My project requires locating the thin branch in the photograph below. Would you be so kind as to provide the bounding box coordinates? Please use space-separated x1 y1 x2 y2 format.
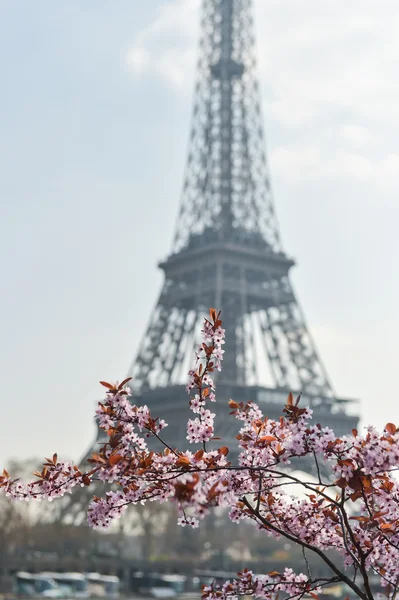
302 546 312 580
312 450 323 485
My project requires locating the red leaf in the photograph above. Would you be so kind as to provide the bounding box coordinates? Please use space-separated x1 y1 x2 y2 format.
259 436 277 444
109 454 123 466
352 429 358 437
385 423 397 434
91 453 107 464
99 381 114 390
287 392 294 406
175 455 191 468
118 377 132 390
219 446 229 456
194 449 204 461
373 510 388 519
325 509 339 523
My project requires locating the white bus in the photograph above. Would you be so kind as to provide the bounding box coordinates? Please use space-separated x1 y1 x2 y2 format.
39 573 88 599
86 573 120 599
14 572 64 598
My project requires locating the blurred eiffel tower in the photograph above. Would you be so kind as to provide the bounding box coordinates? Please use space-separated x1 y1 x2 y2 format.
64 0 359 523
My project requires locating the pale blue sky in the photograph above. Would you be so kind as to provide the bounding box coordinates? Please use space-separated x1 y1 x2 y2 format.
1 0 399 467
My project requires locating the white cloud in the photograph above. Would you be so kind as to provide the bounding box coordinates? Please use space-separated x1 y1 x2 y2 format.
340 125 373 147
271 144 399 189
254 1 399 129
125 0 200 89
127 45 151 75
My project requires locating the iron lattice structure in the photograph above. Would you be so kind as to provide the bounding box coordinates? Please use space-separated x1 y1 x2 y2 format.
131 0 332 397
77 0 359 511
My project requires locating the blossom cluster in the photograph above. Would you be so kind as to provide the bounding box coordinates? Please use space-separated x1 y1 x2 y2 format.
186 310 224 444
0 455 85 502
203 568 321 600
2 308 399 600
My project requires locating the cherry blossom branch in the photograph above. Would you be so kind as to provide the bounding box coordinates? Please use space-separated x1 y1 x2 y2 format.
3 309 399 599
240 496 368 600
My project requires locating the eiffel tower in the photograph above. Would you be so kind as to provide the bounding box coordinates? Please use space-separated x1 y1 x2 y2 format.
118 0 359 445
64 0 359 522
